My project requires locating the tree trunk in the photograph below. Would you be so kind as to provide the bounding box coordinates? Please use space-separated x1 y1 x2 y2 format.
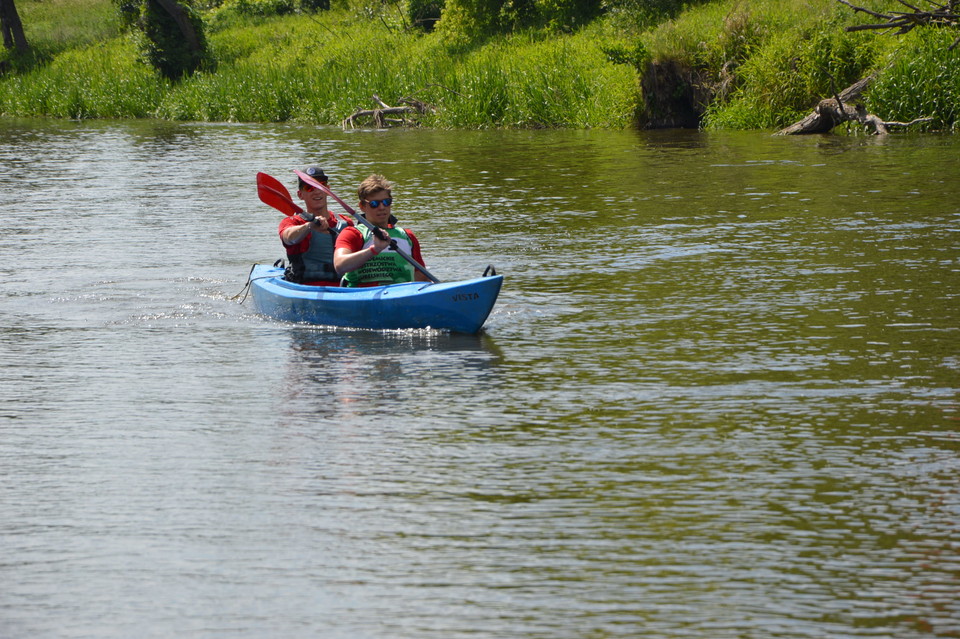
0 0 29 53
151 0 203 56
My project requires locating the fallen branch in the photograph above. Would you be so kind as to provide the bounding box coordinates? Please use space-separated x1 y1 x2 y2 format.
836 0 960 48
777 93 932 135
342 93 436 129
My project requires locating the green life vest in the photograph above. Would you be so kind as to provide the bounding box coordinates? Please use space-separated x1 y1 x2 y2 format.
342 226 416 287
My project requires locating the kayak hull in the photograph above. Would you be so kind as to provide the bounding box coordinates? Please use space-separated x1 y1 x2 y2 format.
248 265 503 333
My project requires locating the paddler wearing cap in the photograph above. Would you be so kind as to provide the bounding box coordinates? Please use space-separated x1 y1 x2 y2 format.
278 166 353 286
333 174 430 287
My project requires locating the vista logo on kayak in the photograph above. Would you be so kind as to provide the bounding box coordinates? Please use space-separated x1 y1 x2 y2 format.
452 293 480 302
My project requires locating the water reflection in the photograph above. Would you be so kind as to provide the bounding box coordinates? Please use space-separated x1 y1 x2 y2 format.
276 327 505 425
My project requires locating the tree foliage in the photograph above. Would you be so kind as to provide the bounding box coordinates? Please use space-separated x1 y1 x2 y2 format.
118 0 210 79
435 0 600 42
431 0 711 42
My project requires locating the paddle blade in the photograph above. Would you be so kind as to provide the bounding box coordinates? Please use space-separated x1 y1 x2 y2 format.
257 172 302 216
257 172 293 200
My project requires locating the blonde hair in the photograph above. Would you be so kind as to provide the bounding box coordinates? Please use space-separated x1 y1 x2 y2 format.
357 174 393 201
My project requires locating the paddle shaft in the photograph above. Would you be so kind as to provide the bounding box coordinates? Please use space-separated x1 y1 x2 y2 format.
293 170 440 284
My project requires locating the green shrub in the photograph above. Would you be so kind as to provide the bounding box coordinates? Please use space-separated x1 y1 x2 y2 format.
136 0 211 80
435 0 602 44
435 0 502 44
603 0 709 29
534 0 602 31
703 16 882 130
222 0 298 16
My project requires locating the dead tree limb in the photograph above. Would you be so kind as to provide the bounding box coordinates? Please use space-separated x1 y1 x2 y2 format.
342 93 436 129
776 98 864 135
776 97 932 134
785 0 958 134
775 74 876 134
777 79 933 135
836 0 960 48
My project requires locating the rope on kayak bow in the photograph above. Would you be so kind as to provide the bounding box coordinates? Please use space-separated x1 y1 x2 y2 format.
233 260 281 302
231 264 258 302
234 260 291 303
483 264 498 277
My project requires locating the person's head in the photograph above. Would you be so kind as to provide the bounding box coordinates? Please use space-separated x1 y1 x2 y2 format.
357 174 394 228
297 166 329 214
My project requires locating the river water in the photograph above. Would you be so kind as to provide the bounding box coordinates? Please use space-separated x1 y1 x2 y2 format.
1 118 958 638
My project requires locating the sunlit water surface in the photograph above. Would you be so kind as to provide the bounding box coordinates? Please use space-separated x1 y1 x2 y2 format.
1 119 958 638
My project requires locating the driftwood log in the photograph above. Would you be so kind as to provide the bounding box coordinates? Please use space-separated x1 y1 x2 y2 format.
342 94 436 129
776 74 933 135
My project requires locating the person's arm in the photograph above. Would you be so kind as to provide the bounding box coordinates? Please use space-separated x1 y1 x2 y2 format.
334 228 392 274
280 215 329 246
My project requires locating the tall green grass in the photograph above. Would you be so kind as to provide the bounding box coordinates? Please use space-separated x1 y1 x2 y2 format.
0 39 167 118
0 8 635 126
2 0 120 70
702 13 886 130
155 15 638 127
639 0 824 71
866 29 960 131
430 34 639 127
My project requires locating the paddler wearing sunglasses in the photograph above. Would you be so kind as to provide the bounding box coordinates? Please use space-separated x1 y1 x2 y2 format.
278 166 353 286
334 174 429 287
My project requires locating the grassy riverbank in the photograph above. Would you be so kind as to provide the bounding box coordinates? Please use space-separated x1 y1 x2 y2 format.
1 0 957 130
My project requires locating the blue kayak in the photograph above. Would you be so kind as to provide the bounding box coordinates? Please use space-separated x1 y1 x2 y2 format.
248 264 503 333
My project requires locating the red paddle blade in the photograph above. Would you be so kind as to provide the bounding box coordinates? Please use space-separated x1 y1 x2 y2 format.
257 172 293 200
256 172 302 216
